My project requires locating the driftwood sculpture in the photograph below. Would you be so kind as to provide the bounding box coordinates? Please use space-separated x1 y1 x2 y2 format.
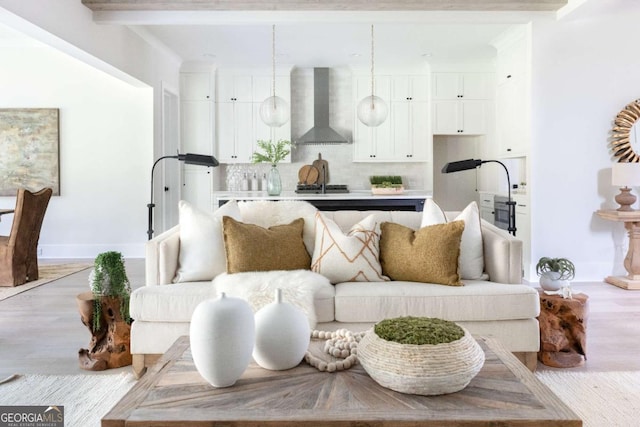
538 290 588 368
76 291 132 370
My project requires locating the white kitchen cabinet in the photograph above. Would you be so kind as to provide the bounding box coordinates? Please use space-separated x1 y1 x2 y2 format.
392 100 431 161
216 70 291 164
217 102 254 163
478 192 495 224
353 74 430 162
217 74 253 102
494 26 530 159
182 166 213 212
432 73 492 100
180 70 216 208
391 75 429 102
353 75 394 162
432 100 487 135
181 101 213 155
180 72 213 101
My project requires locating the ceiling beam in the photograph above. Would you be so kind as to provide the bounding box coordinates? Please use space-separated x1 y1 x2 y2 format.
81 0 569 12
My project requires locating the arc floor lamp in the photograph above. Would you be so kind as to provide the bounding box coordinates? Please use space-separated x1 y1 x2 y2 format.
147 153 219 240
441 159 516 236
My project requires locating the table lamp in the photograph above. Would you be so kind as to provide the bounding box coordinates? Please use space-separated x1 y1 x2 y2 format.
612 162 640 211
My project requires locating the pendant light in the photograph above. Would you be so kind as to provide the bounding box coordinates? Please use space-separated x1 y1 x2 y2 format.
357 24 388 127
260 24 290 128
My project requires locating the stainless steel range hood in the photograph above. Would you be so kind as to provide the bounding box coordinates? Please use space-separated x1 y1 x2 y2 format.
296 68 350 145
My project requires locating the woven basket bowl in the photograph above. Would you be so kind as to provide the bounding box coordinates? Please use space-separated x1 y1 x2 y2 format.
358 327 485 395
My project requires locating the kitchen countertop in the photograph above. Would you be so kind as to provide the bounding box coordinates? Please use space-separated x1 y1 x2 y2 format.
214 190 433 201
213 190 433 212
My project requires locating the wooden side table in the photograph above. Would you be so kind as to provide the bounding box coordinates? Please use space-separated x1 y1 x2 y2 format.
538 289 588 368
596 209 640 289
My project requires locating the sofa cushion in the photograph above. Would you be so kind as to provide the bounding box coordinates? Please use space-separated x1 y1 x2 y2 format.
311 212 389 284
238 200 318 255
421 199 485 280
333 281 540 323
380 221 464 286
174 200 241 283
129 279 336 324
130 281 215 322
223 216 311 273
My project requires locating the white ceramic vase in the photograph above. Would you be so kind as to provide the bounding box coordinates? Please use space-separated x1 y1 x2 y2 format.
190 292 255 387
539 271 568 291
253 288 310 370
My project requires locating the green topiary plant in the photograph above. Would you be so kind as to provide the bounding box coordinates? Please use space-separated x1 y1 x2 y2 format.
89 251 132 332
369 175 403 188
535 257 575 281
374 317 464 345
252 139 291 166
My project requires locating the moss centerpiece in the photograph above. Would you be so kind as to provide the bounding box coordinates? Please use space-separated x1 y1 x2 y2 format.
370 175 404 195
358 317 485 395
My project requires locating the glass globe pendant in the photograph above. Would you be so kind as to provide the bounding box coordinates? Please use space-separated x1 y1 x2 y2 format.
357 24 388 127
261 24 290 128
357 95 388 127
260 95 289 127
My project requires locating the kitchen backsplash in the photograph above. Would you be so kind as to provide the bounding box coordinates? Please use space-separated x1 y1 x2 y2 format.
220 67 429 191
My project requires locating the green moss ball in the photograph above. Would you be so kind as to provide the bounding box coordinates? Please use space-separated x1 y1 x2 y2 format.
374 317 464 345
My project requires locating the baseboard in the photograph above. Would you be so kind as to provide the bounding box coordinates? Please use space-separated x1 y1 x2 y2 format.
38 244 145 259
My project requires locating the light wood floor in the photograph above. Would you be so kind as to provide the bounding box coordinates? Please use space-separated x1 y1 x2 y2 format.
0 259 638 378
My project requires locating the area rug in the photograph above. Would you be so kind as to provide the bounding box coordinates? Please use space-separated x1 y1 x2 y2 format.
0 372 135 426
536 370 640 427
0 263 92 301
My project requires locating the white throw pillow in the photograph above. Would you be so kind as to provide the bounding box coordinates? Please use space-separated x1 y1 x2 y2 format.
174 200 241 282
420 199 484 280
238 200 318 255
311 212 389 284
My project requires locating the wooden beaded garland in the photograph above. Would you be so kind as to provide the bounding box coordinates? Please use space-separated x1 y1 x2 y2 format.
304 329 366 373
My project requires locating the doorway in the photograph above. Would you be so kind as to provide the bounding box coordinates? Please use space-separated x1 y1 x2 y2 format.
160 83 180 234
433 136 479 211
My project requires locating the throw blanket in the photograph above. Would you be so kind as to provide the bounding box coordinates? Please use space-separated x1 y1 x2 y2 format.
212 270 330 328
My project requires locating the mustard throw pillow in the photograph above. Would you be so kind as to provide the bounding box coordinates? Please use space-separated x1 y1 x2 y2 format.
222 216 311 273
379 220 464 286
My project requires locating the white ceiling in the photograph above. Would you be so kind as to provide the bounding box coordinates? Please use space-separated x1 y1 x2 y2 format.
138 22 513 68
82 0 574 69
0 2 582 71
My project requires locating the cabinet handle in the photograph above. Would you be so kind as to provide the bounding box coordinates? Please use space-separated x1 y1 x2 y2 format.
507 75 512 79
507 148 512 152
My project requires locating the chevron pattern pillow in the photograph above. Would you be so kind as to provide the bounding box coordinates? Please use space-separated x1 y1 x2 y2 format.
311 212 389 284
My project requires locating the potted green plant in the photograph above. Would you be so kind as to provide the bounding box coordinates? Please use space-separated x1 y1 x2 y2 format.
536 257 575 291
252 139 291 196
89 251 132 332
370 176 404 195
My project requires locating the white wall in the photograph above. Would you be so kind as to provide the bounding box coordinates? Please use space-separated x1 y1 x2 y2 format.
0 45 153 258
531 0 640 280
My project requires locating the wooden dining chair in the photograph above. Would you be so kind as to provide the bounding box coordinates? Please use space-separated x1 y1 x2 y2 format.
0 188 53 287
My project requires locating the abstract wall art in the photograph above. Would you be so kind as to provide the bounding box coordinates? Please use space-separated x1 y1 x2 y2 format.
0 108 60 196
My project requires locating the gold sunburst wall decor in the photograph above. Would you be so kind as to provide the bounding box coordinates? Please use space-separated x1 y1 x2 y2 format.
611 100 640 163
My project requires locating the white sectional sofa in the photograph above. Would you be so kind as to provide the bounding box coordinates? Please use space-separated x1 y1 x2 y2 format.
130 201 540 377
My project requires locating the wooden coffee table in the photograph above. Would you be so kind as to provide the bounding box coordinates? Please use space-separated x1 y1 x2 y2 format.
103 336 581 426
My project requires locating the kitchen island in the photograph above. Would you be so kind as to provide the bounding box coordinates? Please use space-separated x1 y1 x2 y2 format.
213 190 432 211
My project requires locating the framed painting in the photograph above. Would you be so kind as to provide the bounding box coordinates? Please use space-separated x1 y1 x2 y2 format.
0 108 60 196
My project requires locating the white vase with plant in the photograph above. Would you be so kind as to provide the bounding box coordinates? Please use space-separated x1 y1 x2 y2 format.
252 139 291 196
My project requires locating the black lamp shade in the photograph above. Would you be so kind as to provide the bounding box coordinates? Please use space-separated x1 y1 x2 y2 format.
441 159 483 173
180 153 219 167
